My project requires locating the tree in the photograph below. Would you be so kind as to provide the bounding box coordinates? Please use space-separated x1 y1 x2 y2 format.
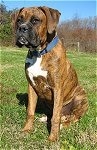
57 16 96 52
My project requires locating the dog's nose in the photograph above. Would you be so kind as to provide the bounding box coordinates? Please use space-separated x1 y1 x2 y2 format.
19 24 28 33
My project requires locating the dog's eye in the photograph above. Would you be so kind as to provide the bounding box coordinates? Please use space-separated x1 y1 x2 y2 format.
17 16 24 24
31 18 40 25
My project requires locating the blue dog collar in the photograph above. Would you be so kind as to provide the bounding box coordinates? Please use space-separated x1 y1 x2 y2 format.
29 36 59 57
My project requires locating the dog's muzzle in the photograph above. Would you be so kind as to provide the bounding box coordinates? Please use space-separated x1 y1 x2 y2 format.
16 24 29 47
16 23 41 48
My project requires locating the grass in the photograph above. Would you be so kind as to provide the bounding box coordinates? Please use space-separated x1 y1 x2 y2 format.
0 46 97 150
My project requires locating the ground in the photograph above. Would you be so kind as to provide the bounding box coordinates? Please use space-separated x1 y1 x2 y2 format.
0 47 97 150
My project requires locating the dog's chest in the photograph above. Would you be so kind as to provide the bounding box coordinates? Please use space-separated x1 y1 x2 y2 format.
26 56 53 100
26 56 47 85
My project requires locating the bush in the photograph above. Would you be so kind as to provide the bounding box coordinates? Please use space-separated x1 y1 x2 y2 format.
0 3 13 46
0 23 13 46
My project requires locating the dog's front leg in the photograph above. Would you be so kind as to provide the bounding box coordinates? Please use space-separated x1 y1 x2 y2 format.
22 83 38 132
48 88 63 141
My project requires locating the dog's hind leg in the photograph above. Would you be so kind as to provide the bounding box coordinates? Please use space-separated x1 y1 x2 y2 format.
61 86 88 127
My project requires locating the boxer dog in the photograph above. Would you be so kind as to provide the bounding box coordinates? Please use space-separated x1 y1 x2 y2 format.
11 6 88 141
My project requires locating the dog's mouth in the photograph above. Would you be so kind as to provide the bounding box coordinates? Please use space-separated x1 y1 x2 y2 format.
18 36 28 45
16 35 41 49
16 36 32 48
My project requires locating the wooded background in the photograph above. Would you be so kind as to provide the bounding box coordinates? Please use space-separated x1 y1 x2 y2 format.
0 3 96 52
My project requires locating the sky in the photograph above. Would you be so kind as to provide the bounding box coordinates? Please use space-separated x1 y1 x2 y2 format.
2 0 96 23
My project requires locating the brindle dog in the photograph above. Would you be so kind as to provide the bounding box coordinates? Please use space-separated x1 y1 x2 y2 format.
11 6 88 141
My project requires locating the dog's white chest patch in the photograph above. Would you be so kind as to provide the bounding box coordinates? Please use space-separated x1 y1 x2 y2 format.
26 56 47 85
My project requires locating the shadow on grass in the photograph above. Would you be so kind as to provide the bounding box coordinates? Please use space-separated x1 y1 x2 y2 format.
16 93 53 133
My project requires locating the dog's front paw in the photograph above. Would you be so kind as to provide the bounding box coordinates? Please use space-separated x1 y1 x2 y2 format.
22 124 33 132
22 115 34 132
48 133 58 142
22 126 32 132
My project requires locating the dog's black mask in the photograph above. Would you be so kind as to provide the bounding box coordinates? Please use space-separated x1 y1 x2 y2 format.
16 23 41 48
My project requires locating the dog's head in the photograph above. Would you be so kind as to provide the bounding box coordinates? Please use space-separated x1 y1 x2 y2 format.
11 6 61 49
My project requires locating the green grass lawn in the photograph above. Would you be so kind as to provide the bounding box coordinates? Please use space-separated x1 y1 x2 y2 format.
0 47 97 150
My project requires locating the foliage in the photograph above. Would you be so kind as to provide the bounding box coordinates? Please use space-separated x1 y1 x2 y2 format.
0 3 13 46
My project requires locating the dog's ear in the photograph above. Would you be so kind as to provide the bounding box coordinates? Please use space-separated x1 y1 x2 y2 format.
11 7 24 31
39 6 61 34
